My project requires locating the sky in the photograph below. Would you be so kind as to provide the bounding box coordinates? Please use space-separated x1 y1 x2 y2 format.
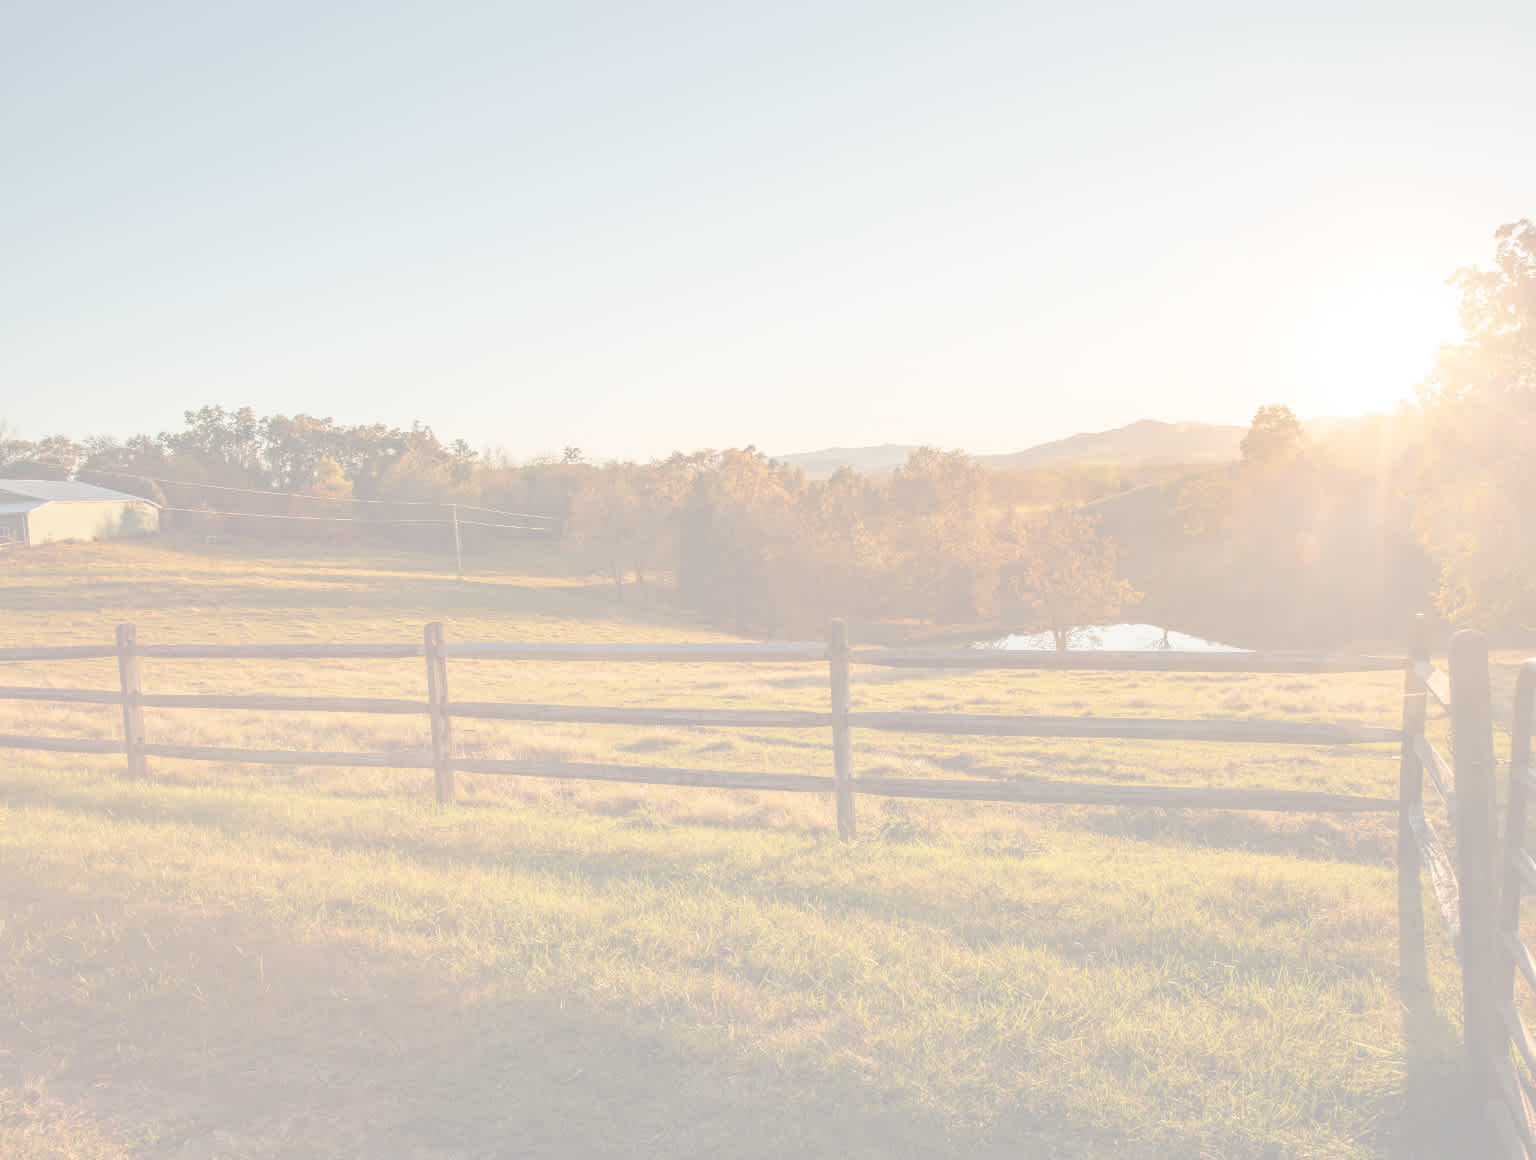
3 1 1533 462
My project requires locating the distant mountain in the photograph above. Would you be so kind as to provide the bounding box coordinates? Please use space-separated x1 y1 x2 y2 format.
977 419 1246 470
779 415 1386 478
776 444 921 478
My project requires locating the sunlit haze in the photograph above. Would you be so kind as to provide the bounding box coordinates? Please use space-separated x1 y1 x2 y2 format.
1268 270 1464 417
3 2 1530 460
4 6 1535 1153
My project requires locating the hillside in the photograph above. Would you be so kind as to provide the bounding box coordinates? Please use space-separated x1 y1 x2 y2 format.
979 418 1245 469
780 415 1384 478
1082 414 1436 650
775 443 921 478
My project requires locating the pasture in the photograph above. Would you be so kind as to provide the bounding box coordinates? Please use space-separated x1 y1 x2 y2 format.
0 539 1474 1157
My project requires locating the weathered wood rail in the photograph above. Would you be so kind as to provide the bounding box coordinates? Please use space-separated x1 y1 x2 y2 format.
0 620 1409 842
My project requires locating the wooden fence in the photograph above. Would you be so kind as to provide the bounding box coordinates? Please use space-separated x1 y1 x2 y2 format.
2 616 1534 1141
1395 622 1536 1156
0 620 1411 843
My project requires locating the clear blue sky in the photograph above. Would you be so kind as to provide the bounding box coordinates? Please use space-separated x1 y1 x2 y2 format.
4 1 1532 461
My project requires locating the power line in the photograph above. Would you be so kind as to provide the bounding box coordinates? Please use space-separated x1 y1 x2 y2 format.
83 468 434 505
80 468 560 524
160 506 438 525
158 506 554 533
455 518 558 532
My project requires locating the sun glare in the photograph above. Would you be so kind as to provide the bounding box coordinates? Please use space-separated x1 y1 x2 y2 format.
1292 275 1461 415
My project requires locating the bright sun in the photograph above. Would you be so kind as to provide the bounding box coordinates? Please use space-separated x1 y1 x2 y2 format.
1292 275 1462 415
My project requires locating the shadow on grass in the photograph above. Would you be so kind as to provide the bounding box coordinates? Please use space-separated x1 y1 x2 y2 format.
3 880 1108 1160
2 772 1470 1157
1391 822 1477 1158
6 776 1432 1006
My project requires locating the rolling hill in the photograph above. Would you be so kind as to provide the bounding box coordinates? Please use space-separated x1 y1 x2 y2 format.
779 415 1383 478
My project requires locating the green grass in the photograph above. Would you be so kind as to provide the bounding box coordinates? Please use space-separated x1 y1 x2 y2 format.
0 538 1483 1156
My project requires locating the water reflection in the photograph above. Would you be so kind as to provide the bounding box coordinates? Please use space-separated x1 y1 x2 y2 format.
978 623 1244 652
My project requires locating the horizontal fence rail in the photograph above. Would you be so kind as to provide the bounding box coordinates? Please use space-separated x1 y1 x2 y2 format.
846 711 1398 744
140 743 432 768
446 641 827 663
1415 660 1454 713
0 645 123 662
0 732 125 755
136 643 427 660
0 623 1410 829
1414 734 1459 825
0 641 1406 671
446 703 833 729
825 776 1396 813
449 757 835 794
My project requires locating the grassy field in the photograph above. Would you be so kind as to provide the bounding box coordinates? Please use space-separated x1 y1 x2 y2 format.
0 537 1498 1157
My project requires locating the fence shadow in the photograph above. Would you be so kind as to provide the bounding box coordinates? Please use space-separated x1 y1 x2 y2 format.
1394 824 1471 1155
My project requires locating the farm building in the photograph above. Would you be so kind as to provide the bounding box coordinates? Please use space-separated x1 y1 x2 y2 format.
0 480 159 546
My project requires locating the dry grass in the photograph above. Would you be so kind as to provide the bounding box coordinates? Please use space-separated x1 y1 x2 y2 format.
0 537 1496 1157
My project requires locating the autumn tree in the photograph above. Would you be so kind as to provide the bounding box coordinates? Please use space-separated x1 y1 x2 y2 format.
0 433 83 480
1000 506 1139 649
629 453 704 592
161 405 266 484
800 466 890 620
676 449 808 633
1240 404 1304 464
885 446 1001 622
566 462 643 598
1415 220 1536 630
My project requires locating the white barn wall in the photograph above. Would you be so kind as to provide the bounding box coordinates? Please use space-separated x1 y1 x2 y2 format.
26 500 160 545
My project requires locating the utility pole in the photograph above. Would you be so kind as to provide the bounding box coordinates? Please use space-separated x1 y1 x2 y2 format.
452 504 463 579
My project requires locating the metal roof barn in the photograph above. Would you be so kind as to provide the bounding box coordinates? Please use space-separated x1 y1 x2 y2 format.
0 480 160 547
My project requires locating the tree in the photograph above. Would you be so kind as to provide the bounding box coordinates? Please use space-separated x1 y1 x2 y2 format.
566 462 642 599
1000 506 1140 649
0 433 82 480
800 467 890 620
676 449 806 634
885 447 1001 622
261 414 348 492
1240 404 1303 464
1415 220 1536 630
1433 220 1535 401
161 405 265 484
77 436 168 503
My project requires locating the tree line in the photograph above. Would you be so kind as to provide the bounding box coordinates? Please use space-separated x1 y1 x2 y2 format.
3 218 1531 645
566 446 1136 639
0 408 1139 641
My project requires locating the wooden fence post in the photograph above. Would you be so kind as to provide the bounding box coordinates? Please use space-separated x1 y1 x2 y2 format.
1450 628 1497 1122
115 624 147 778
424 621 455 804
828 618 856 840
1400 612 1429 840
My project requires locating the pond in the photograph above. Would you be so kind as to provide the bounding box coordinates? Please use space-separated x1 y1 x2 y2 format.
977 622 1244 652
